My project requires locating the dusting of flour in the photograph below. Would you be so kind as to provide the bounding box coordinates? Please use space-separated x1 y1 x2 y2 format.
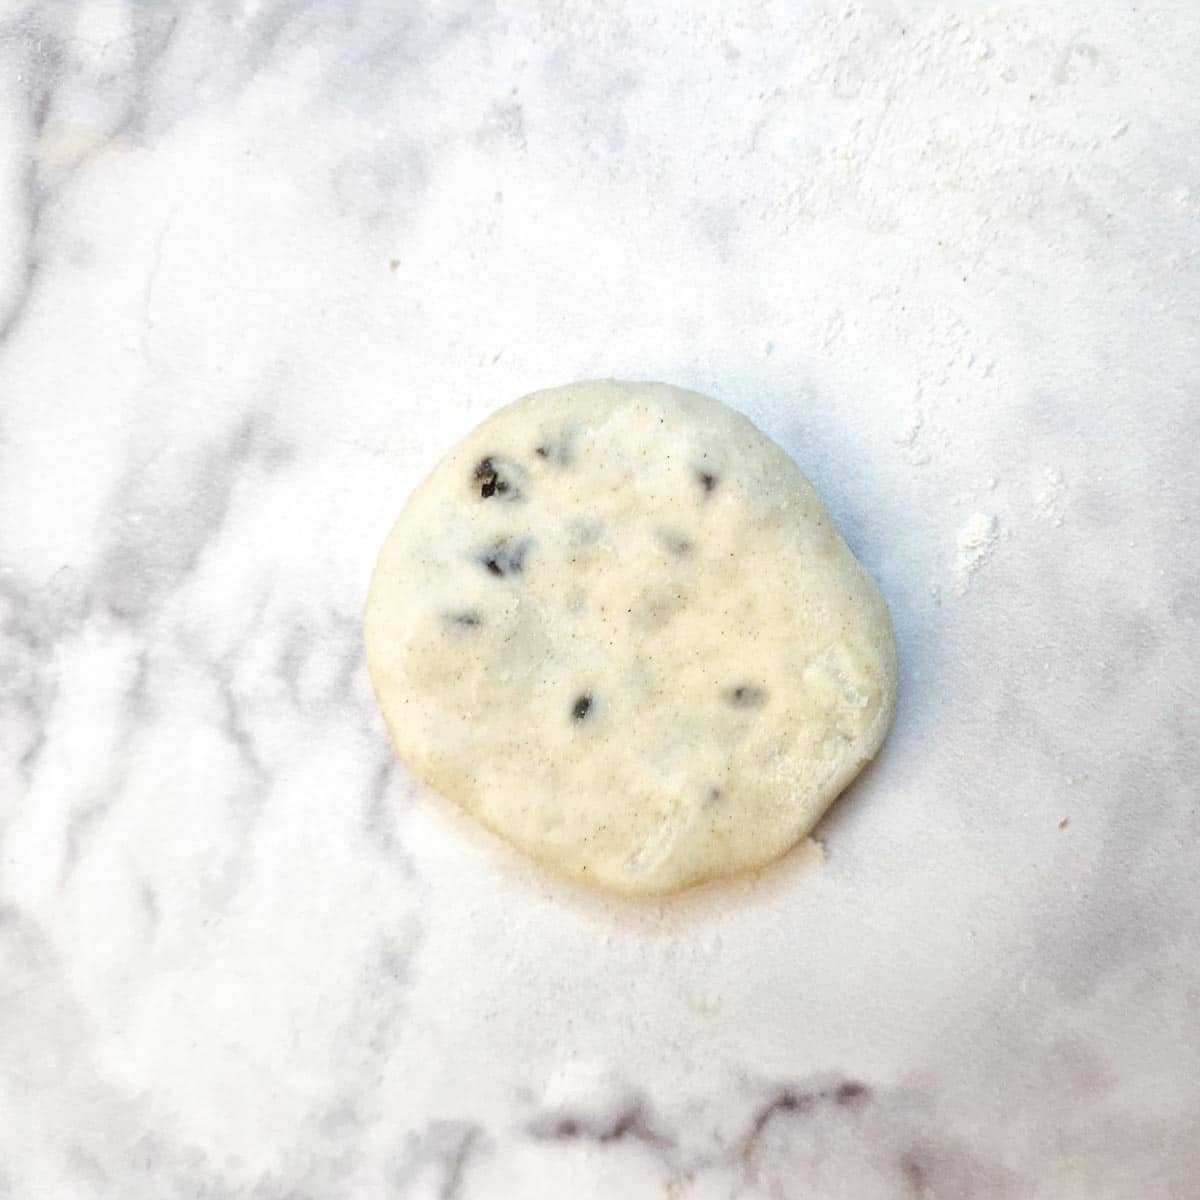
953 512 999 594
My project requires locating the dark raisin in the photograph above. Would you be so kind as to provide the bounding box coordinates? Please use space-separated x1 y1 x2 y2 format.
474 456 518 500
534 430 575 465
697 470 718 493
477 538 531 578
572 694 592 721
727 685 766 708
475 457 498 497
444 610 482 627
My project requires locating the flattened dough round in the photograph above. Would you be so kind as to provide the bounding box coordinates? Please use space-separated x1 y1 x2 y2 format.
365 381 897 895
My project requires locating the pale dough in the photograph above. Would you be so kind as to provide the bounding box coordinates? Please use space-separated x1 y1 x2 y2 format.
365 381 897 895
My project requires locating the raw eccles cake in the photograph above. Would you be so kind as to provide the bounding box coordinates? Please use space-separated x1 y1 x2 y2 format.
365 380 898 895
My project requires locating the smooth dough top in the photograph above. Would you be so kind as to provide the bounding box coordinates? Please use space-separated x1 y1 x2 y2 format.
365 381 897 895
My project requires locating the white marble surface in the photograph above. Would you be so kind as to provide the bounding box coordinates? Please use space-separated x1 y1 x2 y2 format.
1 3 1198 1197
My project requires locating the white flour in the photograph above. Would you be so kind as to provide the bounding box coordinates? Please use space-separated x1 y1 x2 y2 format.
953 511 999 593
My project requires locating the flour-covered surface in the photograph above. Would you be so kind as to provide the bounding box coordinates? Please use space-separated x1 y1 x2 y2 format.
1 3 1197 1197
365 381 897 895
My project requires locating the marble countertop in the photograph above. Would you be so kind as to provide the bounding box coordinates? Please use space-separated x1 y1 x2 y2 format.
2 3 1197 1197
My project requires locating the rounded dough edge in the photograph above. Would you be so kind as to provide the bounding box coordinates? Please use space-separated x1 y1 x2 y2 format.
364 379 898 896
